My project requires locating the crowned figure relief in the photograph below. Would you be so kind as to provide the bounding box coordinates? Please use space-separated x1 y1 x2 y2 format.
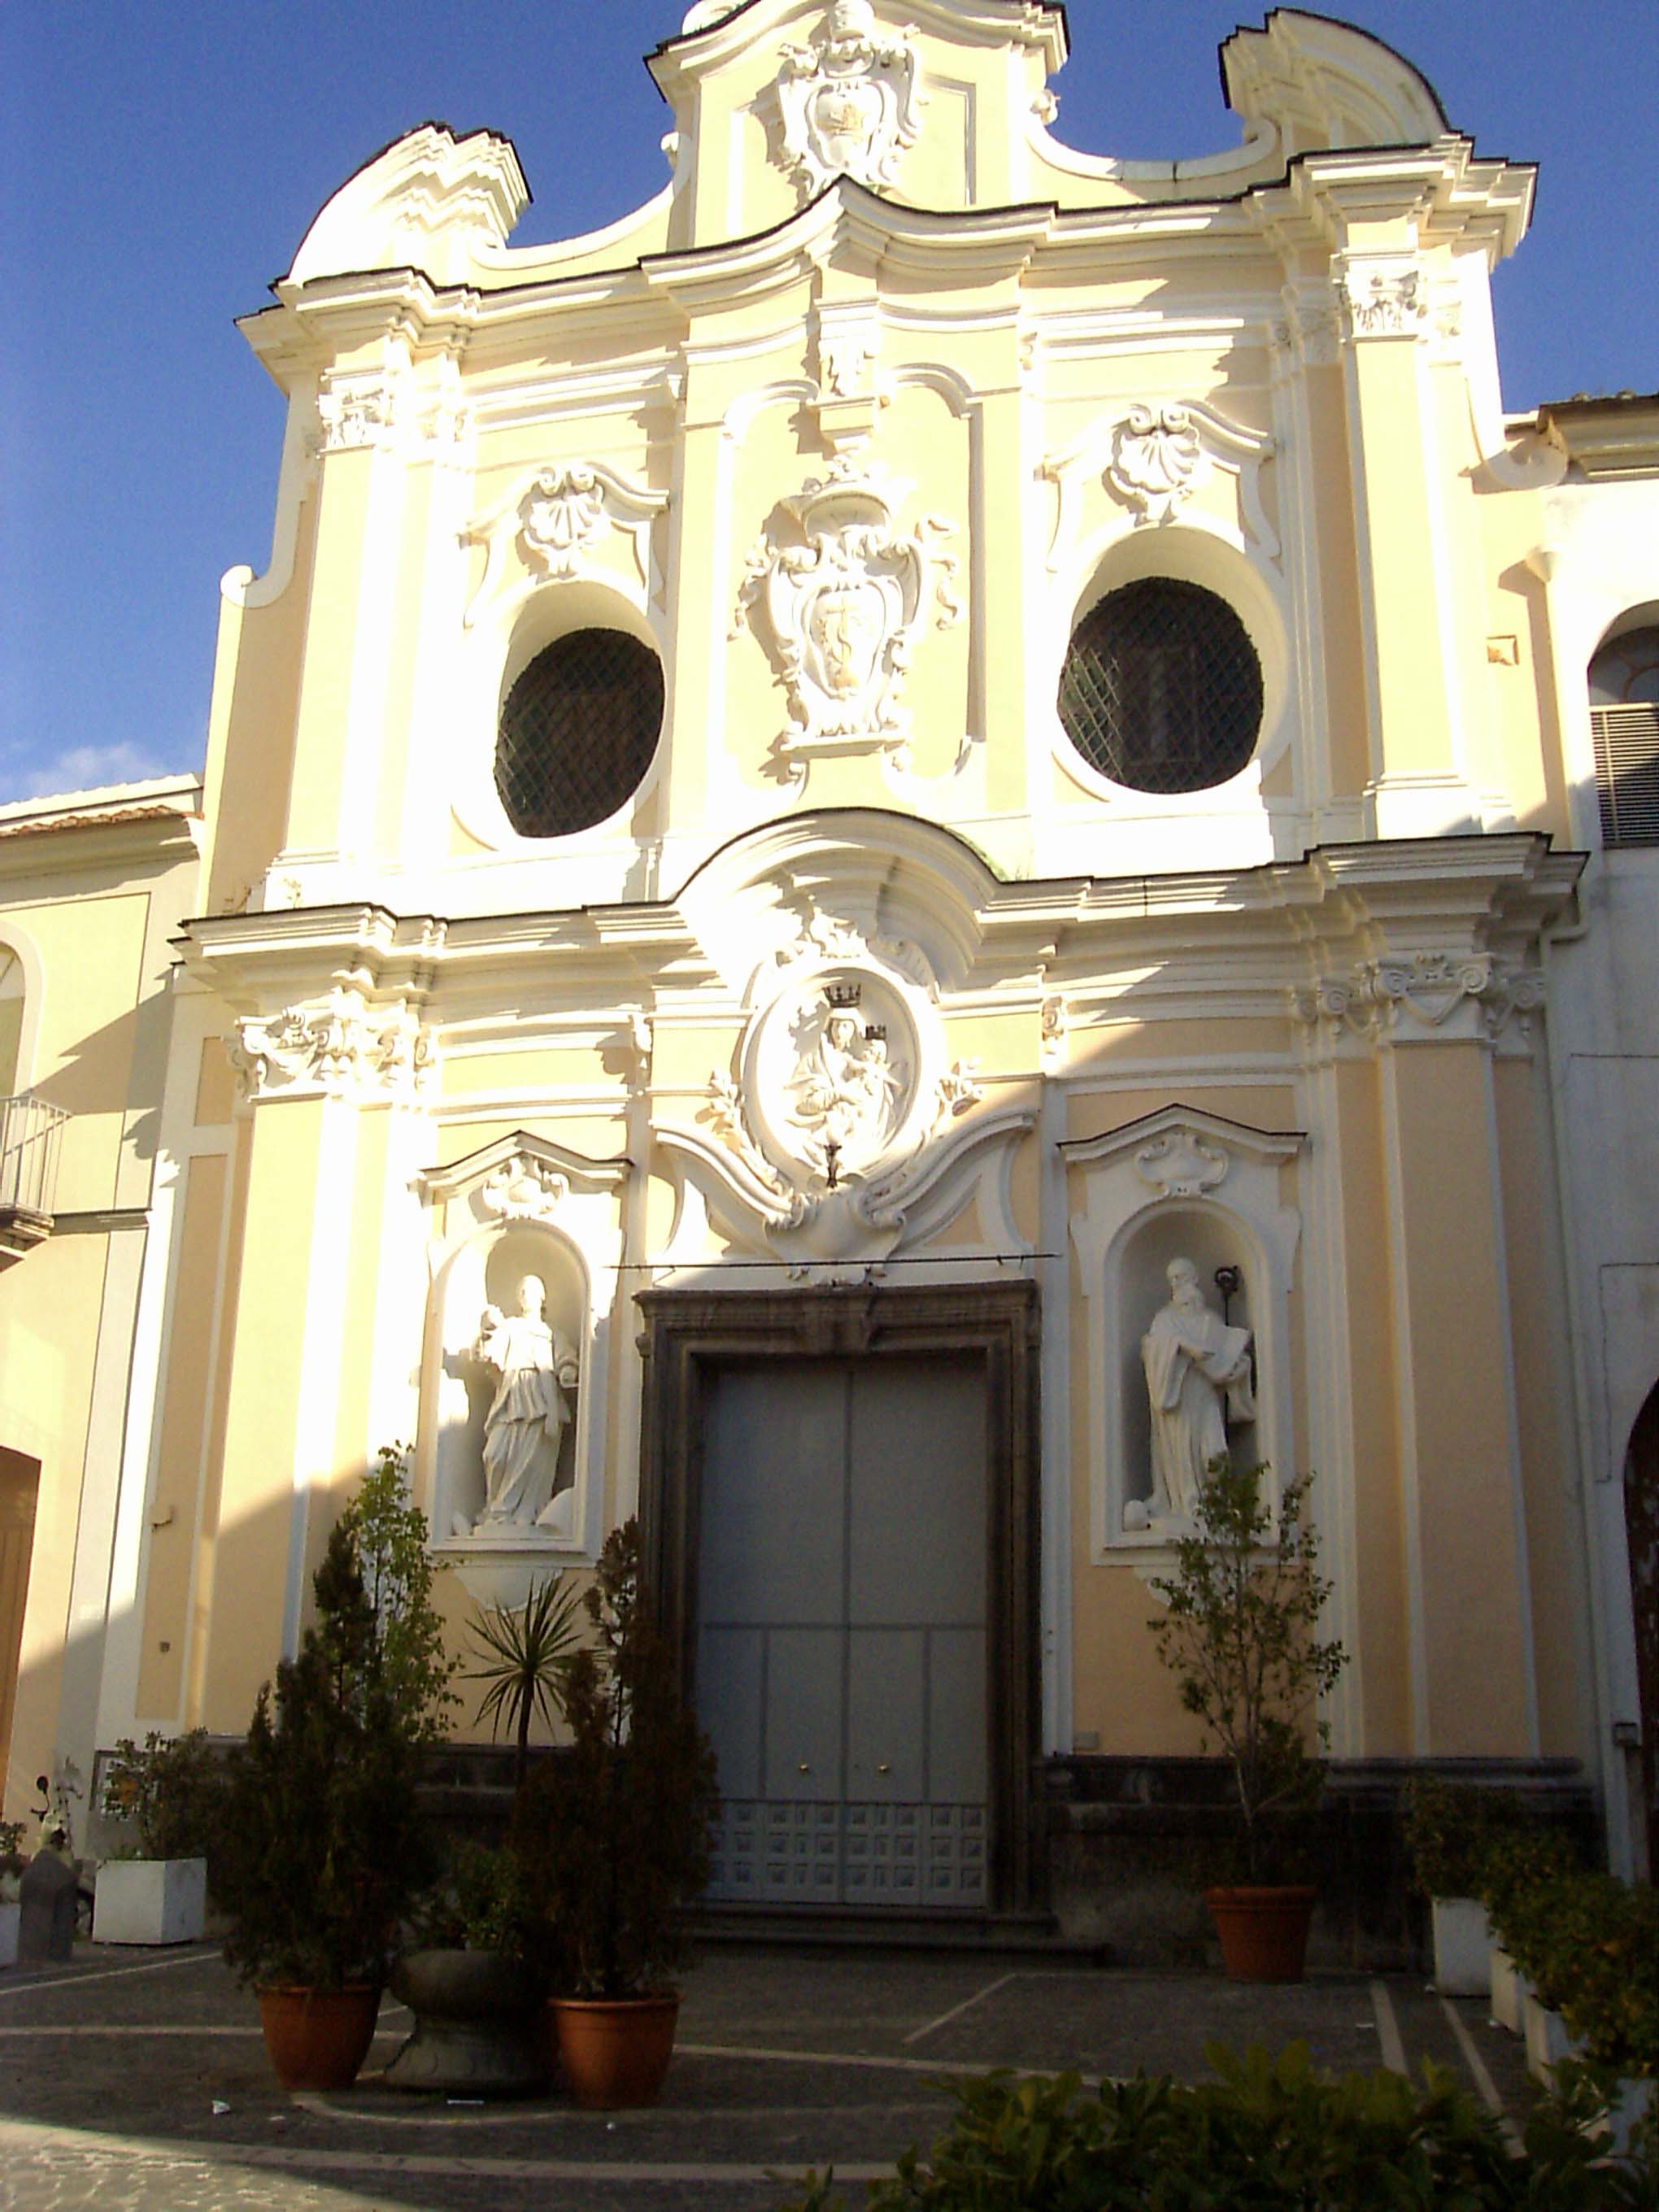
786 981 907 1177
775 2 922 194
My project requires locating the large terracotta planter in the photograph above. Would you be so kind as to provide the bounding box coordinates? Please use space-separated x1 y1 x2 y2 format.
550 1992 680 2109
257 1983 383 2089
1204 1886 1317 1983
385 1949 546 2097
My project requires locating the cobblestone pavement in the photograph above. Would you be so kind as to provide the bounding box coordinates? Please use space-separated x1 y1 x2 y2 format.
0 1943 1540 2211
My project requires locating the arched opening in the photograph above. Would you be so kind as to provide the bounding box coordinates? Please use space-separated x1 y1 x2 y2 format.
1624 1382 1659 1879
1589 617 1659 848
0 1447 40 1794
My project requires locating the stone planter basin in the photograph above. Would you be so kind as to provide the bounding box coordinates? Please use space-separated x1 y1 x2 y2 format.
0 1899 19 1969
385 1948 546 2097
1429 1896 1491 1996
92 1857 207 1946
1522 1989 1583 2086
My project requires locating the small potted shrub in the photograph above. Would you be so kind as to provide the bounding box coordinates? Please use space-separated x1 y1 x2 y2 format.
1149 1461 1347 1982
1402 1775 1531 1996
94 1730 220 1946
516 1518 718 2108
0 1819 25 1967
214 1451 453 2090
387 1840 546 2097
1480 1824 1576 2034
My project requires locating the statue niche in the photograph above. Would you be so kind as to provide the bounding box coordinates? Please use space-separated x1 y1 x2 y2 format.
438 1227 584 1545
1117 1219 1258 1535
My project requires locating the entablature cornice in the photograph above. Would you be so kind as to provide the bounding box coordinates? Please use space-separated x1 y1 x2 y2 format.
1250 138 1535 266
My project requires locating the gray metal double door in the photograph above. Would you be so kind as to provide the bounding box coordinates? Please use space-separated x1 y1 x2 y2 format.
697 1356 989 1909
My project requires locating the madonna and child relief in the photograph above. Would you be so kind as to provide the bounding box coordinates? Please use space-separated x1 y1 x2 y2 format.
1137 1256 1256 1527
786 982 905 1178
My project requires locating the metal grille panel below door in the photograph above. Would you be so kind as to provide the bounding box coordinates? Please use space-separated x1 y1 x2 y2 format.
696 1357 990 1909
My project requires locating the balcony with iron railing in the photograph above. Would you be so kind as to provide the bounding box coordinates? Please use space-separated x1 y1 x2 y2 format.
0 1093 70 1266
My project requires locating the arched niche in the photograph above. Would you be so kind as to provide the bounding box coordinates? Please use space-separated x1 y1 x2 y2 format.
1065 1106 1304 1560
414 1131 631 1604
429 1218 590 1543
1114 1203 1261 1526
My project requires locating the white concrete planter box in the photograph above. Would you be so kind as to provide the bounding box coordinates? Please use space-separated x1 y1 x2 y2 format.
1430 1897 1491 1996
1522 1990 1583 2084
0 1901 19 1968
1488 1945 1526 2034
1594 2077 1656 2158
92 1857 206 1946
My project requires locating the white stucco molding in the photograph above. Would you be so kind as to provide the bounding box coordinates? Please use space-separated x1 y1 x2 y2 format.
228 991 436 1106
416 1130 633 1588
1042 398 1278 570
1065 1104 1304 1563
286 124 528 290
463 464 670 629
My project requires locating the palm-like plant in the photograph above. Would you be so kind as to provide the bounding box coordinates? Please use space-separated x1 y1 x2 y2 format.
464 1574 586 1792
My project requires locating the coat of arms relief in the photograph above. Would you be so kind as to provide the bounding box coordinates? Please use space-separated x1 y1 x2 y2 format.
733 457 961 777
773 2 923 196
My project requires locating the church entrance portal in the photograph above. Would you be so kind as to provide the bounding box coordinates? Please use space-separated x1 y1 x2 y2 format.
637 1282 1040 1918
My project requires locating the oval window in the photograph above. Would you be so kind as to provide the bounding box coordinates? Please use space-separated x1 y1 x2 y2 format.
1058 577 1263 795
495 628 664 837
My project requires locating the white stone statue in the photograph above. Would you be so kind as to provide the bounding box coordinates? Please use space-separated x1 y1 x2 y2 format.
466 1274 578 1535
786 990 905 1173
1140 1257 1256 1522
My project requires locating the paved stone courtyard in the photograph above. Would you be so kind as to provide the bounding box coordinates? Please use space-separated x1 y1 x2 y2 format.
0 1941 1539 2210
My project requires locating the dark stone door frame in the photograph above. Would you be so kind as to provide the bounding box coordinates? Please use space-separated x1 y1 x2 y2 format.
635 1279 1043 1915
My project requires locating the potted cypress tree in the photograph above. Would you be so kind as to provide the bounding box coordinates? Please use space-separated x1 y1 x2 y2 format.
1149 1460 1347 1982
214 1448 454 2089
515 1518 718 2109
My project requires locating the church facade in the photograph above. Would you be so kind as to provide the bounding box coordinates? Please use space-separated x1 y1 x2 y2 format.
4 2 1657 1935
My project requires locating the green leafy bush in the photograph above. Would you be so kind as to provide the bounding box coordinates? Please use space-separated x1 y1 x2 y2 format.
1479 1823 1578 1949
410 1838 534 1962
1148 1462 1347 1883
102 1730 222 1861
777 2044 1657 2210
513 1518 718 1997
464 1571 586 1792
0 1818 26 1895
1503 1871 1659 2076
1403 1774 1536 1901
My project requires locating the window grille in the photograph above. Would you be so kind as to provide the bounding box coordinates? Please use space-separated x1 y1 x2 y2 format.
1592 704 1659 847
495 629 664 838
1057 577 1263 795
1588 625 1659 847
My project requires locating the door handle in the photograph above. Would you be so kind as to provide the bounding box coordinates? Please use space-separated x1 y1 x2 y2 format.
877 1762 891 1775
798 1761 811 1774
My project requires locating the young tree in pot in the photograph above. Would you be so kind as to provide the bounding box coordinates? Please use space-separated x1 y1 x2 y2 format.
515 1517 718 2109
214 1452 454 2091
1149 1460 1347 1981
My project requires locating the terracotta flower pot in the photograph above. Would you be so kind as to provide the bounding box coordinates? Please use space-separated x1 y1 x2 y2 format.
550 1992 680 2109
257 1983 383 2089
1204 1886 1317 1982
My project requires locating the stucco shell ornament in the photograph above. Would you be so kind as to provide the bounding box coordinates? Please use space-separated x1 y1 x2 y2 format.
733 456 960 778
773 2 923 195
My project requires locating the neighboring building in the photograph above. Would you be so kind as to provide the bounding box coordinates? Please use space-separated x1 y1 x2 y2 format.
3 4 1655 1936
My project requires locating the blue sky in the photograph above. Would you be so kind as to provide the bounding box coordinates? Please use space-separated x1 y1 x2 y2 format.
3 1 1654 804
